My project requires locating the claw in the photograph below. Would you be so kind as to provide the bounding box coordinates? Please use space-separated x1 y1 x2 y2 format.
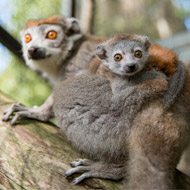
64 169 74 177
71 172 93 185
70 159 91 167
2 115 8 121
10 114 20 125
2 102 27 122
72 178 81 185
70 160 84 167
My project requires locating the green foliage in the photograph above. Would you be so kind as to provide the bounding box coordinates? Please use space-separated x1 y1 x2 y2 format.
0 57 51 107
9 0 62 38
94 0 186 40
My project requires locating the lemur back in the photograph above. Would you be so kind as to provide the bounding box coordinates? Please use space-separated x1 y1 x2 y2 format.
53 34 169 162
53 34 190 188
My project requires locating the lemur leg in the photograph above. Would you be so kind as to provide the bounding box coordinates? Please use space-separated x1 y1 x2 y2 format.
65 158 125 184
2 93 54 125
126 110 187 190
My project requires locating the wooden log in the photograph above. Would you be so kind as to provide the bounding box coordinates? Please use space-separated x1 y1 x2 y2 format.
0 91 123 190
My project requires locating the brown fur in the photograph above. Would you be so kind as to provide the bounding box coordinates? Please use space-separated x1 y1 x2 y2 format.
24 15 67 29
126 69 190 189
147 44 178 77
127 99 190 189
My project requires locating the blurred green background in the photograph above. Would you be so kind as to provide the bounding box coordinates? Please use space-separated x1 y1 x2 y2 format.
0 0 189 107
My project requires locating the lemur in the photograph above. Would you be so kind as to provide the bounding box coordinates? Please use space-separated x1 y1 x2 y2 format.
2 15 185 126
2 15 107 124
53 34 190 189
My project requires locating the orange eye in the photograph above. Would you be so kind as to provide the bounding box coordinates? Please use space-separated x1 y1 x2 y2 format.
25 33 32 43
134 50 142 58
46 30 57 39
114 53 122 62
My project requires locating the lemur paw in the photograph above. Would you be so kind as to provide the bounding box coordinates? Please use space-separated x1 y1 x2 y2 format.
2 103 27 124
65 167 97 185
70 158 91 167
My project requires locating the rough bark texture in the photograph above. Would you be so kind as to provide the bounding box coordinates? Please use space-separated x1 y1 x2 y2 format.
80 0 95 34
0 91 123 190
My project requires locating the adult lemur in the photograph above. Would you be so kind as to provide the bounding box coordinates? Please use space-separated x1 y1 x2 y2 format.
3 15 185 125
53 34 190 189
3 15 106 124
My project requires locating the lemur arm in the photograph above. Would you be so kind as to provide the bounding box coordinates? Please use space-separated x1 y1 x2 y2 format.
2 93 54 125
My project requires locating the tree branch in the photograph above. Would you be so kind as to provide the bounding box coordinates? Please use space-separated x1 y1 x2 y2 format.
80 0 95 34
0 26 24 62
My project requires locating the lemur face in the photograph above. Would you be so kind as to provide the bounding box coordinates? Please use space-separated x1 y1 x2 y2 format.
96 34 151 76
21 24 65 61
20 16 82 72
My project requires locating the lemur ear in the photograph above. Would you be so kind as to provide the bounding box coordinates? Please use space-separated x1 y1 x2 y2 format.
96 44 107 60
66 18 81 36
143 36 151 50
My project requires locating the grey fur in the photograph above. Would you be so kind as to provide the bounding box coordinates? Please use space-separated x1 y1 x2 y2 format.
53 34 190 188
53 72 190 188
164 61 186 109
96 35 151 76
53 71 164 177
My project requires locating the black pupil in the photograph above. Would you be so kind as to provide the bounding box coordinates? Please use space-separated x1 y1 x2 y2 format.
116 55 120 60
136 51 141 56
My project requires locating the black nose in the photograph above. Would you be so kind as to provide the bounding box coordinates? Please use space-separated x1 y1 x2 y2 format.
28 47 46 60
123 64 136 73
28 47 38 56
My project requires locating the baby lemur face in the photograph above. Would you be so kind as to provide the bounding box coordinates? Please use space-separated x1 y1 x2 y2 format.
96 34 151 76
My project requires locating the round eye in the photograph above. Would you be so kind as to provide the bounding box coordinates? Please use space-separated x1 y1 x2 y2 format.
46 30 57 39
114 54 122 62
134 50 142 58
25 33 32 43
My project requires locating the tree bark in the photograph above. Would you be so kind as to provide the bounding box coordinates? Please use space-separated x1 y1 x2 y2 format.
0 91 123 190
80 0 95 34
61 0 76 18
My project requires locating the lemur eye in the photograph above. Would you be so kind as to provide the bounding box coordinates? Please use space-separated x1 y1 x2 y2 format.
25 33 32 43
134 50 142 58
46 30 57 39
114 54 122 62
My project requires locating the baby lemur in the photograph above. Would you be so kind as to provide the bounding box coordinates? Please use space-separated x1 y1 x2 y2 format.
2 15 185 125
53 34 190 189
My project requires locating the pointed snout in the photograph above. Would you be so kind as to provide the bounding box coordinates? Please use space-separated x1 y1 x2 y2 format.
123 63 137 73
28 47 47 60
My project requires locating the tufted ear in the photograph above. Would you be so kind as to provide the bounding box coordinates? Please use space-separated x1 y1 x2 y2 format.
96 44 108 60
142 36 151 50
66 18 81 36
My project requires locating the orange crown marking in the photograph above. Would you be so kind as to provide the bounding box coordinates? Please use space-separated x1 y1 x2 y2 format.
24 15 66 29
